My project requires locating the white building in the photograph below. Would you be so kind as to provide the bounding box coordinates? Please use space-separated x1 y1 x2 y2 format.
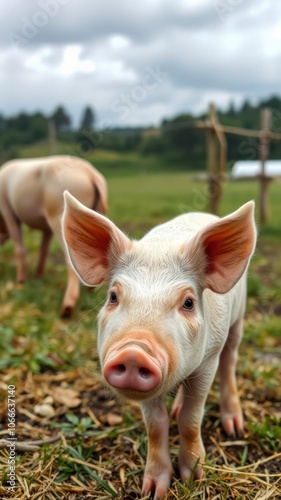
232 160 281 179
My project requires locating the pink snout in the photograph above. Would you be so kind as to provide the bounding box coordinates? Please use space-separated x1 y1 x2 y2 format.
103 346 162 392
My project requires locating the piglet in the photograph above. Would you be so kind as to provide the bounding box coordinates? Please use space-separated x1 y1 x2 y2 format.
62 193 256 499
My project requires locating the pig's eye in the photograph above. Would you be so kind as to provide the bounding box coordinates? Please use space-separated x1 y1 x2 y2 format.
183 298 194 311
109 291 118 304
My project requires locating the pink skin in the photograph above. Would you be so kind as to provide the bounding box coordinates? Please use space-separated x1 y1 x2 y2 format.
141 399 173 499
219 318 244 437
103 346 162 392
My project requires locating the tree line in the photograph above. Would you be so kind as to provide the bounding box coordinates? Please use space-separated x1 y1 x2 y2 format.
0 105 94 152
1 96 281 168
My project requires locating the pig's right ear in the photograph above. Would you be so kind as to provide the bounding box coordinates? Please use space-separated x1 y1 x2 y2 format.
61 191 132 286
186 201 256 294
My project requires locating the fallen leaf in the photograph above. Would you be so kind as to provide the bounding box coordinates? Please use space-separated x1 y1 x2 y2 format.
100 413 123 426
52 386 81 408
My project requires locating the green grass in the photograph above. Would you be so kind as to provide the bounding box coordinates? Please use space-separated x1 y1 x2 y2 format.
15 139 281 236
249 417 281 451
106 170 280 236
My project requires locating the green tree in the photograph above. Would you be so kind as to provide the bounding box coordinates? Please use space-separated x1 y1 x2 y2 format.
80 106 95 130
0 114 5 130
51 106 71 131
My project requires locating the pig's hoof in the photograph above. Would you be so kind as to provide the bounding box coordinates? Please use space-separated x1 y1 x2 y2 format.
178 438 205 485
221 400 244 437
61 306 73 318
222 413 244 437
142 471 172 500
180 461 204 484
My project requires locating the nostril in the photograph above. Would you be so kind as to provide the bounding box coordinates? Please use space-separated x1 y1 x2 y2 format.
104 347 162 393
139 367 151 378
115 364 126 375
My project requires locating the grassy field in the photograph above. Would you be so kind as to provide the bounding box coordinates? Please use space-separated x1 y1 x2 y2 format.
0 151 281 499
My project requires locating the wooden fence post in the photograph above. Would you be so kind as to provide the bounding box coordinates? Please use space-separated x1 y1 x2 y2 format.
48 119 57 155
259 108 272 224
207 103 227 214
207 103 219 214
194 105 281 222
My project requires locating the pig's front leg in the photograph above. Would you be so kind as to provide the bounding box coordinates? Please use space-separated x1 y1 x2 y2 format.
141 398 173 499
174 358 219 483
3 212 27 283
219 318 244 437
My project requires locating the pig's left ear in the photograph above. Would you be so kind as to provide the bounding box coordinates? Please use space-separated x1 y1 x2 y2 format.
61 191 132 286
186 201 257 294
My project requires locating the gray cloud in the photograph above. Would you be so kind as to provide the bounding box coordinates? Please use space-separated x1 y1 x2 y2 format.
1 0 281 126
2 0 218 47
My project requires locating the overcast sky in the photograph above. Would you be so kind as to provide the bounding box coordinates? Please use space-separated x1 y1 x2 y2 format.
1 0 281 128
